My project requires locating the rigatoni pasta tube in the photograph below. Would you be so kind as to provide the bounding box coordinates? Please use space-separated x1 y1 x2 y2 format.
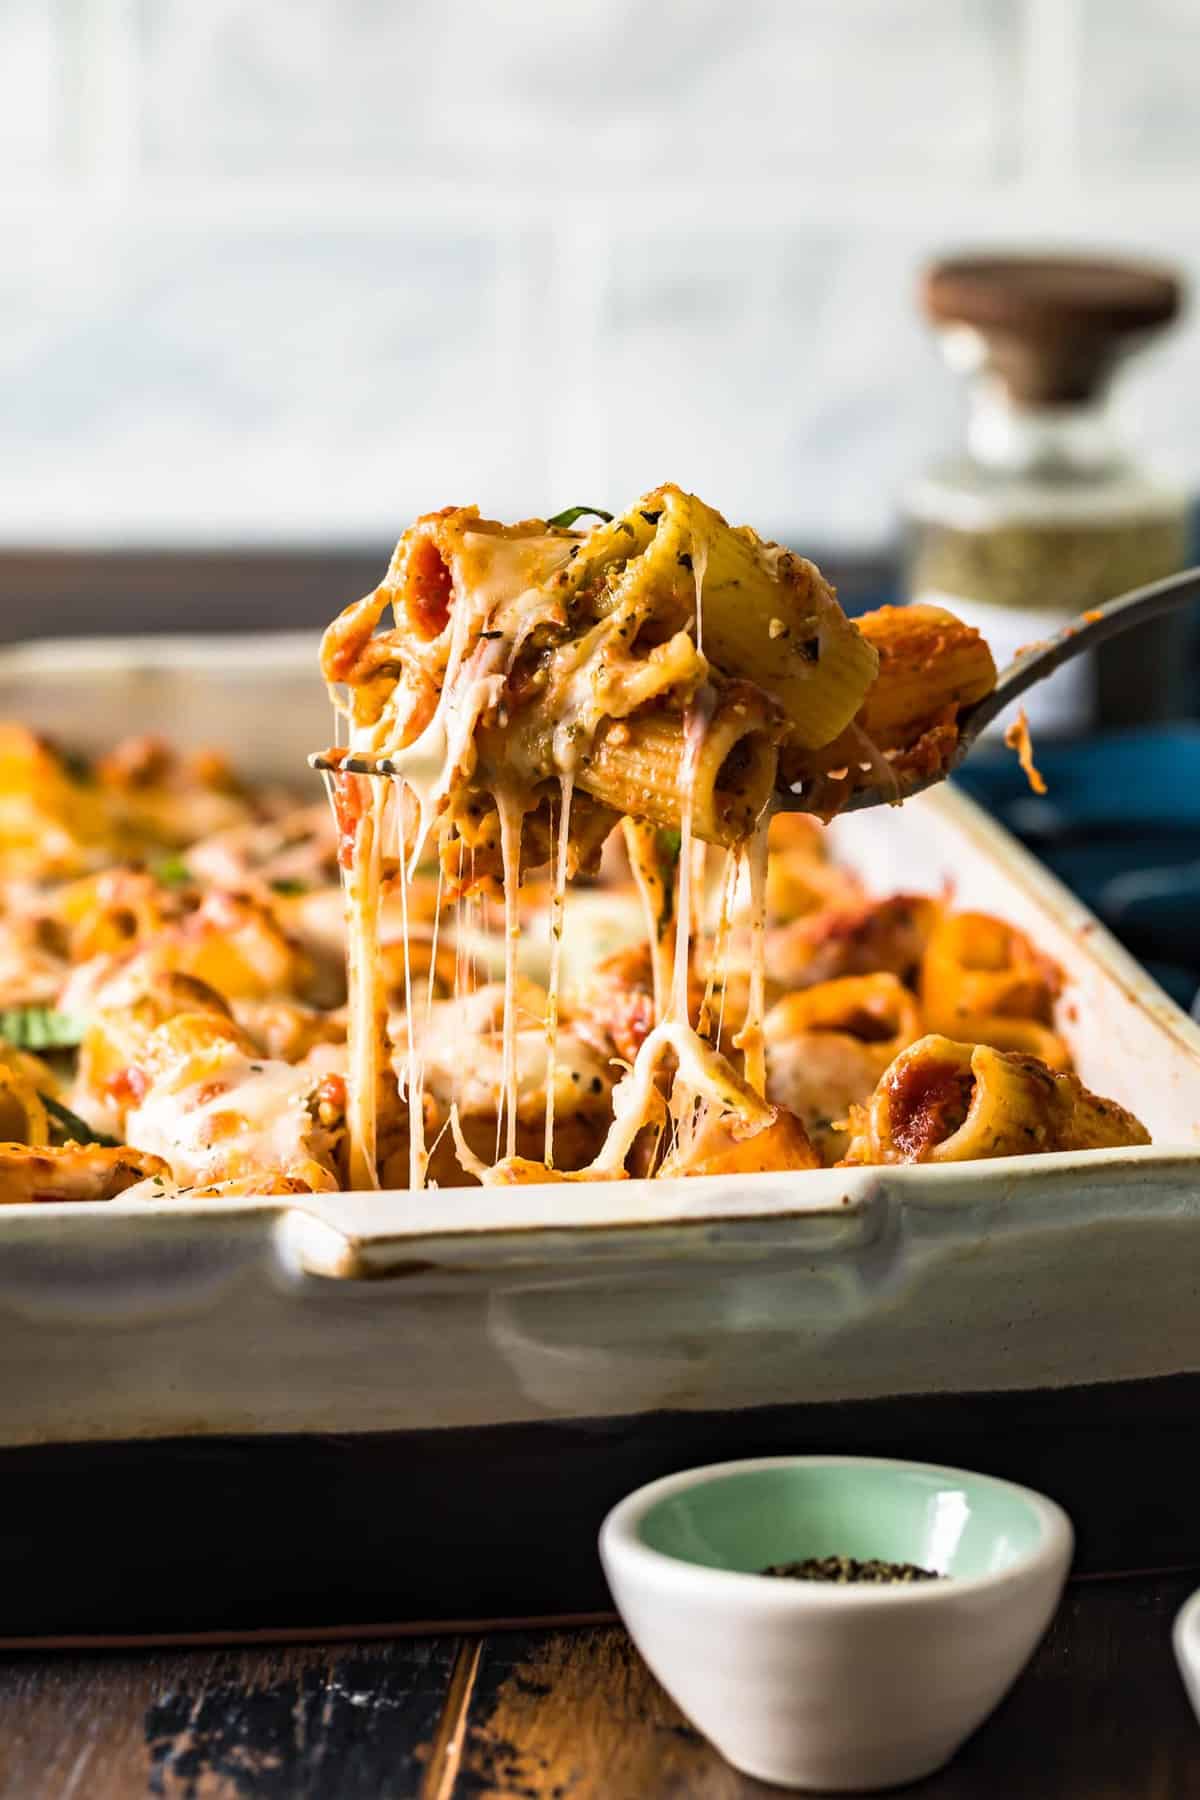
0 1144 171 1205
853 604 996 749
0 1055 51 1145
578 687 778 847
588 486 879 750
920 911 1058 1033
764 971 922 1051
764 974 923 1162
658 1104 821 1177
842 1033 1149 1165
778 604 996 811
951 1013 1072 1071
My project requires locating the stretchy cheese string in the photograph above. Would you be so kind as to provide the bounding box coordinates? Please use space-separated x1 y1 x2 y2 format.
698 846 739 1046
342 775 384 1189
733 809 771 1098
543 773 574 1167
426 860 446 1036
666 694 703 1161
691 532 710 657
623 818 672 1024
393 775 427 1190
496 787 525 1162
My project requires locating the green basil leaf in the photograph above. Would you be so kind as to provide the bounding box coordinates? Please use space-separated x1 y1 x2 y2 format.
0 1007 87 1051
41 1093 120 1148
154 854 193 887
546 506 614 529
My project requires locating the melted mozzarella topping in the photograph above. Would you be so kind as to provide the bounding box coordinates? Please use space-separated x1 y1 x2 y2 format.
127 1051 327 1189
415 986 612 1128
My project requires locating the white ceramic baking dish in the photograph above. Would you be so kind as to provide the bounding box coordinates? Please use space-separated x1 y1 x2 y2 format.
2 632 1198 1639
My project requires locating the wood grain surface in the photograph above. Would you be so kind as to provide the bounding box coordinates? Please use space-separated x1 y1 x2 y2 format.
0 1576 1196 1798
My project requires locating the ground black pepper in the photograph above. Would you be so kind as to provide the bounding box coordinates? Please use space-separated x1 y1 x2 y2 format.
760 1556 941 1584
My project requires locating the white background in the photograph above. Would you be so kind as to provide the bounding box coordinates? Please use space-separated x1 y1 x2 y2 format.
2 0 1198 552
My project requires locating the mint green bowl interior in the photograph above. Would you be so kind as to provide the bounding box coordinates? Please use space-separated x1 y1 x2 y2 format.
637 1462 1046 1580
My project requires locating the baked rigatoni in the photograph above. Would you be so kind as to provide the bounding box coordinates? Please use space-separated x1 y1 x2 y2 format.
781 604 997 817
764 973 923 1162
842 1034 1148 1165
919 911 1060 1036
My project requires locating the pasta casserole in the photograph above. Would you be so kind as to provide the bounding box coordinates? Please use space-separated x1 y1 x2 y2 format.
0 487 1150 1201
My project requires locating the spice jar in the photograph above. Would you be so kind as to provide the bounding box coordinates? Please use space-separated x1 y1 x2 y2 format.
905 254 1190 736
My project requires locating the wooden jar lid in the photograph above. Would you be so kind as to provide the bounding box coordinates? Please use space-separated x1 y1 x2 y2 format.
921 254 1183 404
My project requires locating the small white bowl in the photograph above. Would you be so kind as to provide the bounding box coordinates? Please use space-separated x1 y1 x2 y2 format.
1174 1586 1200 1724
599 1454 1073 1793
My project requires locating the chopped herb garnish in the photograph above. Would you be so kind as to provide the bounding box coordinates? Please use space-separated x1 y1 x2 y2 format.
546 506 614 529
41 1094 120 1147
640 509 662 525
0 1007 87 1051
155 854 193 886
677 552 693 571
269 878 309 896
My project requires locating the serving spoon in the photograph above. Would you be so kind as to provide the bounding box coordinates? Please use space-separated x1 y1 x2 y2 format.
311 564 1200 813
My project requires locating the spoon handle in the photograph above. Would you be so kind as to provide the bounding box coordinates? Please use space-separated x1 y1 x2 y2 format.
959 563 1200 744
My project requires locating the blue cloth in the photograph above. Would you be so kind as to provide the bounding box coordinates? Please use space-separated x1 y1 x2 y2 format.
954 728 1200 1012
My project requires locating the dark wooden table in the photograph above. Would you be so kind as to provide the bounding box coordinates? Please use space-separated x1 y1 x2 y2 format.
0 1573 1196 1798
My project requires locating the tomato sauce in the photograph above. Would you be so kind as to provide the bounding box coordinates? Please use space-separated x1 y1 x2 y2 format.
888 1056 974 1159
406 537 453 639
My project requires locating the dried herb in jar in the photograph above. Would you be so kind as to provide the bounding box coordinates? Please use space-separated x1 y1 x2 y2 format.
905 253 1190 733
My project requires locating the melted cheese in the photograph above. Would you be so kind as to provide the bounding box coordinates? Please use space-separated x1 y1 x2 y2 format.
336 774 384 1189
542 773 574 1165
419 1013 612 1127
324 498 780 1188
127 1051 330 1190
328 528 577 1188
